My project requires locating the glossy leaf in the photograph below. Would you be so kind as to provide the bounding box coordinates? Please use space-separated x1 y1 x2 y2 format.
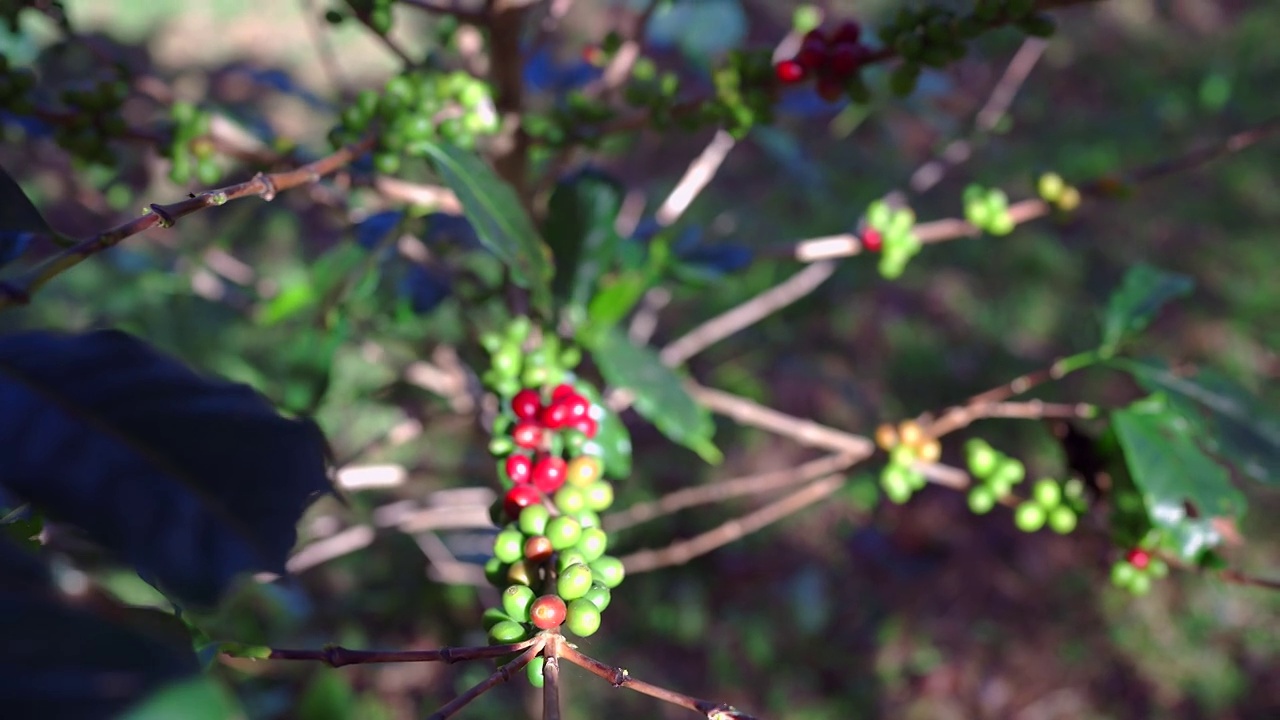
0 537 200 719
1100 264 1193 355
1114 358 1280 486
0 163 53 237
120 677 242 720
0 329 333 606
1112 395 1244 560
543 169 624 311
421 143 552 313
592 328 720 463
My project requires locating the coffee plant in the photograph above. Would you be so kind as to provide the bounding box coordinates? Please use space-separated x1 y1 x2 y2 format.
1 1 1277 718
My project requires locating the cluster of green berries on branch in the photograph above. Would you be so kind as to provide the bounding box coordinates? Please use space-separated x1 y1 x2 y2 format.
1036 172 1083 212
774 22 873 103
479 320 627 684
963 184 1016 236
1012 477 1084 534
1110 547 1168 596
964 438 1026 514
329 70 499 175
864 199 921 279
875 420 941 504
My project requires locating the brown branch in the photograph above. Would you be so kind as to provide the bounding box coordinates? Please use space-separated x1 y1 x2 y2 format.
766 115 1280 262
1218 569 1280 591
689 384 876 458
557 639 762 720
427 637 547 720
541 636 563 720
0 137 377 310
659 261 838 366
927 400 1098 439
621 475 845 574
605 452 857 532
908 37 1048 194
260 637 539 667
486 0 533 193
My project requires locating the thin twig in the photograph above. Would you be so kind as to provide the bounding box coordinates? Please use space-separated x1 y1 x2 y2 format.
261 638 539 666
765 115 1280 262
689 384 876 458
908 38 1047 194
655 129 737 226
427 638 547 720
621 475 845 574
557 641 761 720
1218 569 1280 591
0 137 377 310
605 452 857 532
928 400 1098 438
541 636 563 720
659 261 837 366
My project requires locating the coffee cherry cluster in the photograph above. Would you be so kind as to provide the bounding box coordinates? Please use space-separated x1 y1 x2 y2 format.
963 184 1015 236
479 320 628 684
863 200 921 279
875 420 940 504
329 70 499 175
963 438 1026 514
774 22 872 104
1012 477 1084 534
1110 547 1168 596
1036 172 1082 212
163 101 219 186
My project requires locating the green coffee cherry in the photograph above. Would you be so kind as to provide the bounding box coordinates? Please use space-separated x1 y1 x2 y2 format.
1047 505 1077 534
968 485 997 515
493 528 524 564
1032 479 1062 508
488 619 529 644
546 516 583 551
557 563 594 601
576 527 608 562
1014 502 1045 532
965 439 999 478
589 555 625 589
526 657 545 687
502 585 536 622
518 505 550 536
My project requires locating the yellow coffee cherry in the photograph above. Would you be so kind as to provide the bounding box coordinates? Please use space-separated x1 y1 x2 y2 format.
875 423 899 451
898 420 924 448
917 438 941 463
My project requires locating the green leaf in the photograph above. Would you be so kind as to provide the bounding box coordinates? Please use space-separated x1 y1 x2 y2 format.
591 328 720 463
1099 264 1193 355
421 143 552 313
543 170 624 313
1112 358 1280 486
120 677 242 720
0 163 53 236
1111 395 1244 561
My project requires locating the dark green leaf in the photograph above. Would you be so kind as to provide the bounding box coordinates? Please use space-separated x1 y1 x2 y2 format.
543 169 624 313
586 272 650 330
421 143 552 313
592 328 720 463
1113 358 1280 486
0 330 334 607
0 163 53 236
1100 264 1193 355
120 677 242 720
0 537 200 719
1111 395 1244 560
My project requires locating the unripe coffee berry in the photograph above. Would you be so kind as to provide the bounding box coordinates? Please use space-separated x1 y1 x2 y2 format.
557 563 594 601
557 548 588 573
582 480 615 512
1033 479 1062 508
583 582 611 612
502 584 535 622
493 528 525 564
530 594 567 630
576 527 609 562
566 456 602 487
564 598 602 637
489 619 530 643
1014 502 1046 532
518 504 550 536
1047 505 1077 534
553 486 587 514
589 555 625 589
526 657 545 688
546 516 583 551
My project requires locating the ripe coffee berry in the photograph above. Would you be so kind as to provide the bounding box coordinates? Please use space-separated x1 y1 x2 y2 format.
531 456 568 493
504 485 543 520
570 416 599 438
511 421 543 449
511 389 541 420
1126 549 1151 570
829 43 864 76
529 594 567 630
505 454 533 484
551 383 577 401
774 59 806 84
862 228 883 253
832 20 861 44
523 535 554 562
540 401 572 429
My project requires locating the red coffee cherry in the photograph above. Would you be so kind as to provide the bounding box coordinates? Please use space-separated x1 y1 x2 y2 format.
1126 549 1151 570
775 59 807 85
531 455 568 494
828 43 865 78
570 416 598 439
505 453 533 484
511 421 543 449
511 389 542 421
550 383 577 401
529 594 567 630
504 485 543 521
862 228 883 253
540 401 571 430
831 20 862 45
815 75 844 102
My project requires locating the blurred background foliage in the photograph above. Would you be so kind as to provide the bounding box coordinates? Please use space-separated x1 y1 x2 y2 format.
2 1 1279 718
